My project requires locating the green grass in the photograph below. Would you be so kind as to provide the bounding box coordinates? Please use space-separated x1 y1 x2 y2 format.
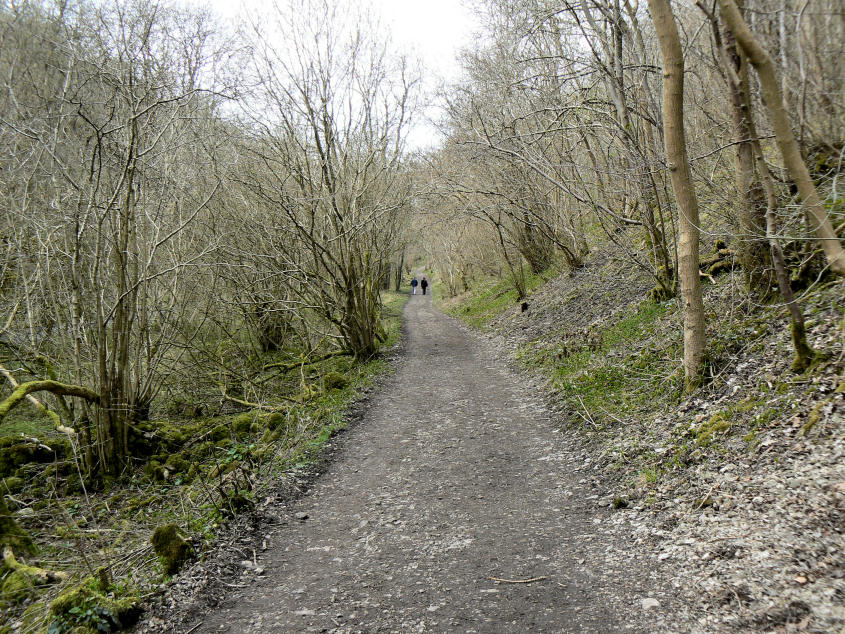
517 299 680 428
1 410 57 439
444 266 557 329
380 290 408 347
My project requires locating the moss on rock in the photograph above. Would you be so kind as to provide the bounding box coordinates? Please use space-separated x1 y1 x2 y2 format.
49 576 140 633
164 455 189 475
150 524 192 575
0 496 34 556
63 472 84 495
210 424 230 442
0 570 35 607
143 460 165 483
233 412 260 438
1 476 24 494
323 371 349 390
265 412 286 431
0 442 57 478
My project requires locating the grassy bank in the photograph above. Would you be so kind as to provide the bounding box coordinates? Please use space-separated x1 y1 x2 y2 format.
516 298 680 428
438 267 557 329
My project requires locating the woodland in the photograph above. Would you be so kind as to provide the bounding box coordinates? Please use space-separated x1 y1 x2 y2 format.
0 0 842 631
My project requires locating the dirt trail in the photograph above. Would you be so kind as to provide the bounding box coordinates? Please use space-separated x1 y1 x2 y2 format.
177 294 676 633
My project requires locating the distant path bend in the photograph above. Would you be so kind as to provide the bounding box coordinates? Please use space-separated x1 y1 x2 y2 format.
190 293 671 633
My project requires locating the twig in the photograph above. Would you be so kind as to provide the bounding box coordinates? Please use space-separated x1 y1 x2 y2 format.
575 394 599 429
3 546 69 583
597 404 625 425
185 623 202 634
693 482 721 510
221 391 295 410
488 575 548 584
261 349 351 373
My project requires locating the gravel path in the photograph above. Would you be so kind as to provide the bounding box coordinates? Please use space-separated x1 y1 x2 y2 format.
186 294 676 633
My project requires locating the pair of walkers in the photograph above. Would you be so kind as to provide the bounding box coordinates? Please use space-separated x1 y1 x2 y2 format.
410 276 428 295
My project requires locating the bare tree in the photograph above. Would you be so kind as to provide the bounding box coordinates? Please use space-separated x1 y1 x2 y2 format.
647 0 706 390
236 0 418 358
0 0 233 473
718 0 845 277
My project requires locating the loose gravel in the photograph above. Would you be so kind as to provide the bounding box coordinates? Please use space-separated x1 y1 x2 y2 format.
139 292 685 633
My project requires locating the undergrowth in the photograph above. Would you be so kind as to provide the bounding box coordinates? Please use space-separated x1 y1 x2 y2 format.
0 290 408 633
517 299 682 428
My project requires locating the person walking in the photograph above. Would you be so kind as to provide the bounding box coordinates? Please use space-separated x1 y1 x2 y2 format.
411 276 418 295
420 276 429 295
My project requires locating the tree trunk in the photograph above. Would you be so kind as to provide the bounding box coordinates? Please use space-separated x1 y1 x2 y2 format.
750 133 816 371
717 0 845 278
713 9 774 295
394 247 405 292
648 0 707 391
516 213 554 275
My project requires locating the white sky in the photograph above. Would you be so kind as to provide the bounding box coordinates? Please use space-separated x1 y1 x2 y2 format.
369 0 477 83
371 0 479 149
200 0 479 150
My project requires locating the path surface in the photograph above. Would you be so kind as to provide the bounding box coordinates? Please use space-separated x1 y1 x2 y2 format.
187 294 672 633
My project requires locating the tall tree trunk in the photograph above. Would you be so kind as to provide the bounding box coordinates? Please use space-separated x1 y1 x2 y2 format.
709 7 774 295
717 0 845 278
648 0 707 390
706 2 815 370
750 134 816 371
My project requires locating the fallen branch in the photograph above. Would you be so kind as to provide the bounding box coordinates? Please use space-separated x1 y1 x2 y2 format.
261 350 352 374
488 575 548 584
698 247 737 277
575 394 599 430
220 391 296 411
3 546 69 584
693 482 721 510
0 368 85 434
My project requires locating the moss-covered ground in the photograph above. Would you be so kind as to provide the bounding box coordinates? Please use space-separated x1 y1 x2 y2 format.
0 290 408 632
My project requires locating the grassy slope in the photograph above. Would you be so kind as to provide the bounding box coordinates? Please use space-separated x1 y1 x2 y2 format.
436 266 558 329
440 253 844 631
0 290 408 632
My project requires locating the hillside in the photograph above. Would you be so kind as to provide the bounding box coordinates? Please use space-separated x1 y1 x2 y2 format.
441 245 844 633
